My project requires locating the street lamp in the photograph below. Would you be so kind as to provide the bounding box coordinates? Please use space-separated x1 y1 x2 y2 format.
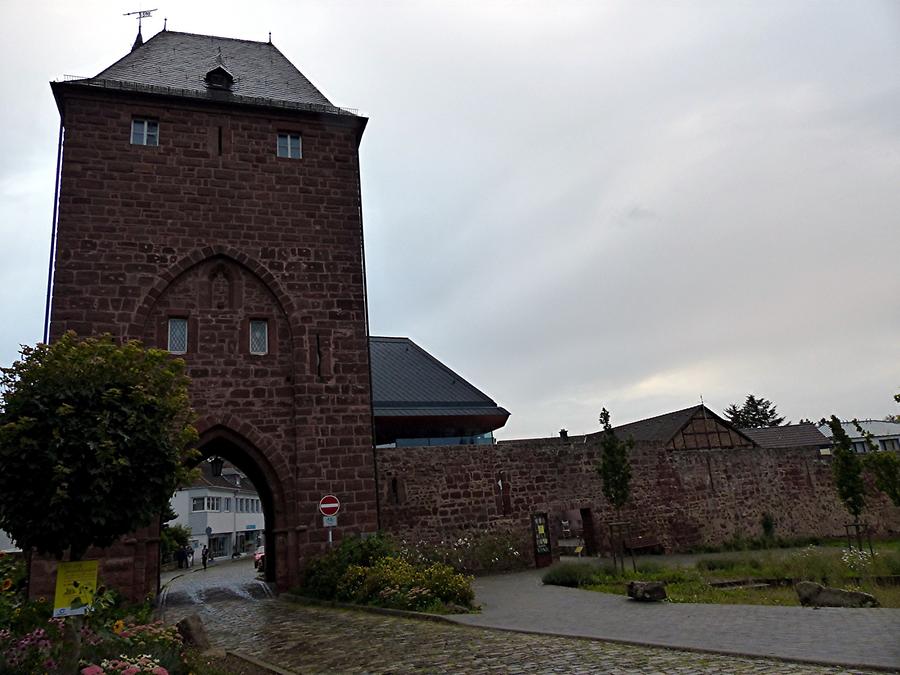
209 456 225 477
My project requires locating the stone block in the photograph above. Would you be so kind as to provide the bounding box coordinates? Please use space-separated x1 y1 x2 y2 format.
627 581 667 602
795 581 880 608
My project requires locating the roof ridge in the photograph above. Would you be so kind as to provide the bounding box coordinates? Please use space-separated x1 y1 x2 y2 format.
370 336 412 342
616 404 701 428
162 29 272 46
401 338 500 407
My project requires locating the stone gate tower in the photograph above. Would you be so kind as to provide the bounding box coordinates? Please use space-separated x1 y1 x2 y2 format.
43 29 377 596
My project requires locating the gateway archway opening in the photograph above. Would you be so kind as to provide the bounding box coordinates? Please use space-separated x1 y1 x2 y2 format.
168 426 284 586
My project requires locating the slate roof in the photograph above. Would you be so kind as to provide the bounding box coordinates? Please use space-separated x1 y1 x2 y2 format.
818 420 900 440
610 405 705 443
369 336 510 421
742 424 830 449
60 30 355 116
189 461 258 493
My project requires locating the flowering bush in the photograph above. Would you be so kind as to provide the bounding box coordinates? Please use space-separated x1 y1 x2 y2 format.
396 528 529 574
0 621 64 673
336 556 474 611
300 534 395 600
841 548 876 576
81 653 169 674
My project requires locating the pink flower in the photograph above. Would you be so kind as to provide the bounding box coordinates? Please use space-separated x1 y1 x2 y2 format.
81 666 104 675
151 668 169 675
122 667 140 675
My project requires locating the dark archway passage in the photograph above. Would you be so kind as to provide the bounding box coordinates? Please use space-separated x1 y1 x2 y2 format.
188 425 287 585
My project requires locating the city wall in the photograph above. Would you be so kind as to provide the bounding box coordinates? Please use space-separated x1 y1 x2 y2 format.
376 436 900 554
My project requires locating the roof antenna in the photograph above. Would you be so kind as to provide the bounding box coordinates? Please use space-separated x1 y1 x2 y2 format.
163 17 167 31
123 8 157 51
268 31 272 43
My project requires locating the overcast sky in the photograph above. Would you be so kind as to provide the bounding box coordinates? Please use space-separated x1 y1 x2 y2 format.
1 1 898 439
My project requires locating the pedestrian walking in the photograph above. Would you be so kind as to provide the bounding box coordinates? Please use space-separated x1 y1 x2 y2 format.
185 545 194 568
175 546 186 569
201 545 208 570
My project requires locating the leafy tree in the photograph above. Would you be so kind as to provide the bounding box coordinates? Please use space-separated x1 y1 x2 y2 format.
596 408 634 573
596 408 633 511
724 394 786 428
826 415 866 522
864 452 900 507
160 523 192 562
0 332 197 561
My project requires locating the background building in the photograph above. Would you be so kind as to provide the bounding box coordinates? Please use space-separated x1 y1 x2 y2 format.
170 461 265 559
818 420 900 453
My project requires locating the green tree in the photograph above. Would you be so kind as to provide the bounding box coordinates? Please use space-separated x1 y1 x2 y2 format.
0 332 197 561
724 394 786 428
596 408 634 573
597 408 633 511
864 452 900 507
160 523 192 562
826 415 866 545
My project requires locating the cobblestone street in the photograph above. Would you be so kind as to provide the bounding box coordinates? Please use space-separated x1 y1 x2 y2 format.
160 561 882 674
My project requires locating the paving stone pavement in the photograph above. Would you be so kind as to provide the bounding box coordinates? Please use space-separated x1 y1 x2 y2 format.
159 561 888 674
448 569 900 671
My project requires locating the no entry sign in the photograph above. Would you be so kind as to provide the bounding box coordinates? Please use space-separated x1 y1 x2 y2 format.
318 494 341 517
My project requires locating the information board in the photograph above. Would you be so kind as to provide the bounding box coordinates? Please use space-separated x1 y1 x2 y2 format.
53 560 98 618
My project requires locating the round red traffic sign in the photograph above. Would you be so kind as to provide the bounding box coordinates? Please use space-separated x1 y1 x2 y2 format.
318 495 340 517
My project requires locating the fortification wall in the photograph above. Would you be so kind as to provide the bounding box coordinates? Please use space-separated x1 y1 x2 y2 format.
377 438 900 554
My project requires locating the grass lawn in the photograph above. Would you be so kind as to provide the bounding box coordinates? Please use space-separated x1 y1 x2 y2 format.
586 580 900 607
545 539 900 608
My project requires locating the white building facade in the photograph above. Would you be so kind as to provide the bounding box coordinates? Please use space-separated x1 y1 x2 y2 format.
170 464 265 559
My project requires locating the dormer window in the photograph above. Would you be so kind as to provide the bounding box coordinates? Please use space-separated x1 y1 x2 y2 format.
204 65 234 91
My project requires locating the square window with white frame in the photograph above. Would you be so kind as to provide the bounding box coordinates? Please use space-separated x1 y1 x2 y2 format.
131 119 159 146
168 318 188 354
276 133 302 159
249 319 268 355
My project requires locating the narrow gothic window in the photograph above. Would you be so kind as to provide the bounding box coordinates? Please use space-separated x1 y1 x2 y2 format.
276 133 302 159
250 320 268 355
131 119 159 146
167 318 188 354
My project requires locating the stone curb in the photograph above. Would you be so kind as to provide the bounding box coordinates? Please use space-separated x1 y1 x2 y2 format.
225 649 298 675
281 593 898 673
279 593 470 624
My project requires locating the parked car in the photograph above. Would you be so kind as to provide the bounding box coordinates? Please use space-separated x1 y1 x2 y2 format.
254 545 265 570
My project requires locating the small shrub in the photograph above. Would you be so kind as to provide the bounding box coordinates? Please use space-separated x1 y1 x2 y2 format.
395 528 529 574
696 558 739 572
542 563 598 588
875 551 900 576
336 556 474 611
635 561 664 574
300 533 395 600
761 512 776 540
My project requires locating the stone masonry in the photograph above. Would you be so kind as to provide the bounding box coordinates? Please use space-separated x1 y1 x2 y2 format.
36 68 377 599
377 433 900 555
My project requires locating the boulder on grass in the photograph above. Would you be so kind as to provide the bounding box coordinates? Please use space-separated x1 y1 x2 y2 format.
176 613 210 649
795 581 880 608
627 580 667 602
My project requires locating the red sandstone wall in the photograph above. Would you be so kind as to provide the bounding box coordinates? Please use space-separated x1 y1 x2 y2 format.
43 87 378 597
29 524 160 603
377 438 900 555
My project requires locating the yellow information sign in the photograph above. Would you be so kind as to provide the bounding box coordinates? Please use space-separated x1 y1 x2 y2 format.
53 560 98 618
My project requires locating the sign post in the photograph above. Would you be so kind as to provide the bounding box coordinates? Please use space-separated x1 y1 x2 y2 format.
318 495 340 547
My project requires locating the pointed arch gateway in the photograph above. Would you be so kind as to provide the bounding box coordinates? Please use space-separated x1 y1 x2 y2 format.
194 420 289 586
